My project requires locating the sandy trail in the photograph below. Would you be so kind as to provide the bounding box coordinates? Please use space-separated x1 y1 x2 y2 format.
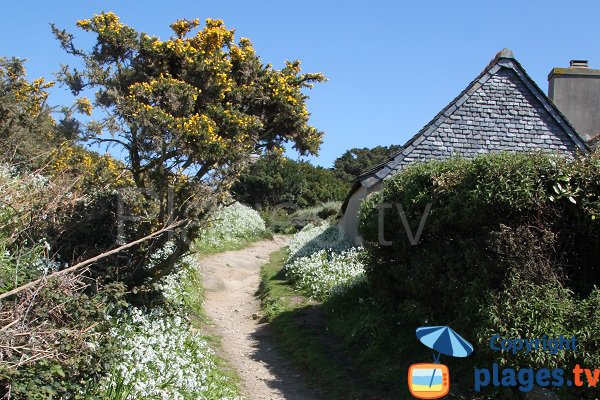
200 236 320 400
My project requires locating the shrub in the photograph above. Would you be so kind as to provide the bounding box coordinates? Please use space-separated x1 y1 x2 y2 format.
0 164 67 245
195 202 268 254
1 276 127 399
315 201 343 220
358 150 600 379
478 276 583 369
290 201 341 229
47 143 133 191
0 57 61 171
284 247 365 300
283 222 364 300
0 164 239 398
287 222 354 261
260 207 298 234
261 201 342 234
360 152 600 304
0 164 143 288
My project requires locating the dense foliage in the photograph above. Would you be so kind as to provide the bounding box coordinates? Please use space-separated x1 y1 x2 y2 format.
332 145 402 183
1 13 323 398
272 151 600 398
52 12 326 286
358 151 600 395
0 163 124 398
0 166 244 398
260 200 342 234
0 57 59 170
232 153 346 208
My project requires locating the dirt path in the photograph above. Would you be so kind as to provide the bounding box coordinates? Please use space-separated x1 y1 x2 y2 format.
200 236 320 400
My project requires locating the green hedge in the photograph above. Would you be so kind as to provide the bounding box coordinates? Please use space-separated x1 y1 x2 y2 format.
358 151 600 376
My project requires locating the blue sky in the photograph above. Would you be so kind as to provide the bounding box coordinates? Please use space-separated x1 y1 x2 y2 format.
1 0 598 167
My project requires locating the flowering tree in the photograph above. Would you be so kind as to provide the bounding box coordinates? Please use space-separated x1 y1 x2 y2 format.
0 58 58 168
52 13 326 283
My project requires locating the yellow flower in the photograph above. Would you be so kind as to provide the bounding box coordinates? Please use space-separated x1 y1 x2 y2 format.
76 97 93 116
76 19 92 30
170 18 200 37
78 12 125 35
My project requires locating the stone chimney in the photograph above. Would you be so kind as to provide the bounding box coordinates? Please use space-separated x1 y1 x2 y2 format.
548 60 600 142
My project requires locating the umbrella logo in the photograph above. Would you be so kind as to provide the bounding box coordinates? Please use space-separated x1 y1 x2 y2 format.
408 326 473 399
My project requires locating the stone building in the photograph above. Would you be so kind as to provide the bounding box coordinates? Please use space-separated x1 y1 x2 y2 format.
340 49 591 244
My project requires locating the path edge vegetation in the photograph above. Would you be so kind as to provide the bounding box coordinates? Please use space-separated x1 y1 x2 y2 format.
184 256 243 399
257 247 385 399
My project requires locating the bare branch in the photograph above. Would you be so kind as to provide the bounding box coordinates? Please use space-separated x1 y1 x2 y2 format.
0 220 183 301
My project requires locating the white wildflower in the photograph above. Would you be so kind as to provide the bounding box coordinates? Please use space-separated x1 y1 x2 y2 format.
197 202 266 251
284 222 366 300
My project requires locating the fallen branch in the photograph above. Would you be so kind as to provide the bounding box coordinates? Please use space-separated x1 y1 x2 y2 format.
0 221 183 301
0 319 19 331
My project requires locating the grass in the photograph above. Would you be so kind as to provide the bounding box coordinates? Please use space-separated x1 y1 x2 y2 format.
257 248 388 399
257 247 458 399
259 251 493 399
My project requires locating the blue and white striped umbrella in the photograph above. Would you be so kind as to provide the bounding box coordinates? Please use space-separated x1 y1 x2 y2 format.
416 326 473 358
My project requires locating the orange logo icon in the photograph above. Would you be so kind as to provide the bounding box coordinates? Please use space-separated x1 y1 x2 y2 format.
410 326 473 398
408 363 450 399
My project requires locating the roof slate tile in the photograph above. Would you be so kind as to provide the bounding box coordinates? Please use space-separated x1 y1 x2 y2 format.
353 50 590 195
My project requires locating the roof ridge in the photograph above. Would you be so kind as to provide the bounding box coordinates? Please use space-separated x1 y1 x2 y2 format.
356 49 589 188
341 49 592 213
355 50 505 185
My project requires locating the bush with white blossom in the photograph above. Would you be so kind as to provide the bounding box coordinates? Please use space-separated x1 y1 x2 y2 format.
196 202 267 253
284 222 365 300
284 247 366 300
287 222 354 261
97 308 238 400
96 261 240 399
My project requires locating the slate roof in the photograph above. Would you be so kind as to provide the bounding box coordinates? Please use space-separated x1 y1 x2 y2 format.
342 49 590 212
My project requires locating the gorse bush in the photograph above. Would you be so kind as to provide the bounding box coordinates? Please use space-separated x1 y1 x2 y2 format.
48 143 133 191
0 20 294 397
358 151 600 376
52 13 326 286
0 58 62 171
